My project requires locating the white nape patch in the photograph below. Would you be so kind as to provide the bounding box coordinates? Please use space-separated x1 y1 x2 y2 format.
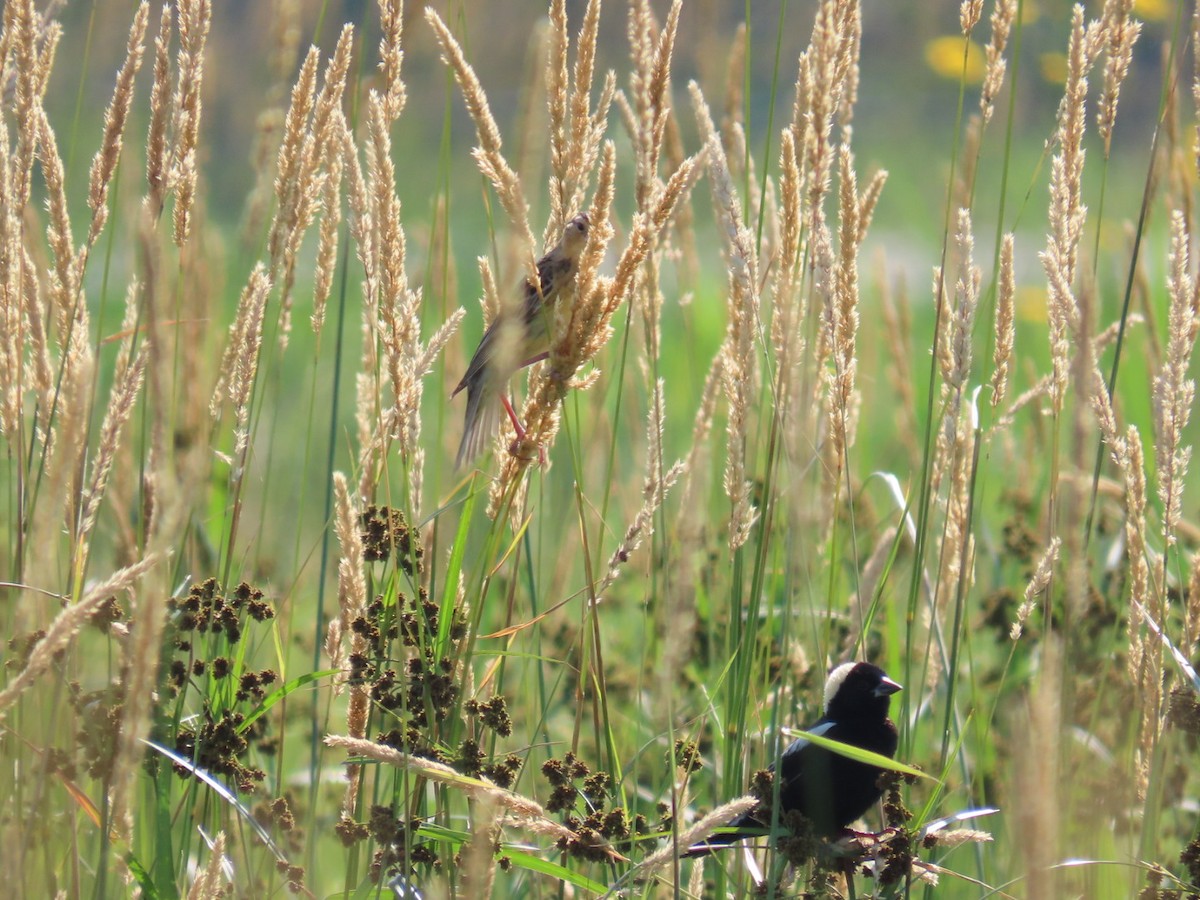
783 719 837 755
823 662 858 712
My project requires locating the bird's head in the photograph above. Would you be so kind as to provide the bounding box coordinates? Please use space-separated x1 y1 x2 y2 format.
822 661 902 722
562 212 591 255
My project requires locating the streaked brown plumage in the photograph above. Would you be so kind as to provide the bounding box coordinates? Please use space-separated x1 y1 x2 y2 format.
453 213 590 468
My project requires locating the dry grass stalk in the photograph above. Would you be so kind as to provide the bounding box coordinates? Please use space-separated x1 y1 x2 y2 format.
85 2 149 254
311 111 344 337
237 0 299 244
792 0 859 223
1041 5 1104 414
324 735 625 858
346 48 461 500
722 24 747 156
267 47 319 268
146 3 172 211
462 797 501 900
34 104 78 342
990 233 1016 409
1152 210 1198 549
8 0 38 215
1195 0 1200 187
425 8 536 277
377 0 406 121
169 0 212 245
932 209 981 491
692 88 758 548
960 0 984 34
769 131 807 435
209 264 272 456
185 832 227 900
546 0 569 228
596 380 685 598
980 0 1017 126
326 472 367 684
823 144 880 526
878 261 920 464
109 549 173 841
0 551 164 719
46 328 94 555
546 0 609 243
0 281 21 445
623 0 682 209
634 795 758 876
1098 0 1140 157
76 341 149 551
327 473 370 818
1186 555 1200 660
20 244 54 422
1119 427 1155 800
1013 639 1062 899
1011 536 1062 640
567 1 606 203
273 26 354 349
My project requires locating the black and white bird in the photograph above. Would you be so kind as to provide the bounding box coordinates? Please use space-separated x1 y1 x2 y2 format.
687 661 903 856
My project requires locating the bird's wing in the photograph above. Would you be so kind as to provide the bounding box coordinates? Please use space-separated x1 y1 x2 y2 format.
779 718 837 761
775 718 837 790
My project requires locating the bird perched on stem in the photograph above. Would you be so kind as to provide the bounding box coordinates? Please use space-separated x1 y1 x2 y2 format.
453 213 591 469
686 661 902 856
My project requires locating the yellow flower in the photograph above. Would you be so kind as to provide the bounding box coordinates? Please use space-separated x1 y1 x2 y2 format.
1134 0 1170 22
1017 286 1048 324
924 35 986 84
1040 52 1067 85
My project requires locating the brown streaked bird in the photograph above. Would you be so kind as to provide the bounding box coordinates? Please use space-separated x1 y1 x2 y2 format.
453 213 591 468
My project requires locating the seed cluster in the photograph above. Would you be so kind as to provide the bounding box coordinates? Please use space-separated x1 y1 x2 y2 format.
540 752 649 860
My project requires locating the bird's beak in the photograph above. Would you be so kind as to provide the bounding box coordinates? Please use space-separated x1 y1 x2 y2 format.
875 676 903 697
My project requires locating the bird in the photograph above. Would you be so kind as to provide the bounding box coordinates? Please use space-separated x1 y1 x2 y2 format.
686 661 902 856
453 213 591 469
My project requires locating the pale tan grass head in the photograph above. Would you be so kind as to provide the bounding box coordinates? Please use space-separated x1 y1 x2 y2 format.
1012 639 1062 898
146 3 172 208
378 0 406 120
169 0 212 245
185 832 227 900
633 795 758 877
980 0 1017 126
1152 210 1198 546
310 110 344 337
1186 554 1200 659
545 0 569 230
34 105 75 339
597 380 685 597
426 8 536 279
0 552 163 719
1119 426 1154 798
1011 536 1062 640
76 341 148 553
991 233 1016 409
8 0 39 213
268 46 319 270
960 0 984 34
1098 0 1140 156
86 2 149 252
108 550 174 841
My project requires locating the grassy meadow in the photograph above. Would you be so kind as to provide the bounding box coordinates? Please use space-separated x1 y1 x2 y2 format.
2 0 1200 897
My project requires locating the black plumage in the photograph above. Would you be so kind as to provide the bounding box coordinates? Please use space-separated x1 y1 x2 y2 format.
687 661 902 856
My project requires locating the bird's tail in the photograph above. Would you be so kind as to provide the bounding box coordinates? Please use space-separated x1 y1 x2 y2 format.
682 812 764 858
455 380 501 470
